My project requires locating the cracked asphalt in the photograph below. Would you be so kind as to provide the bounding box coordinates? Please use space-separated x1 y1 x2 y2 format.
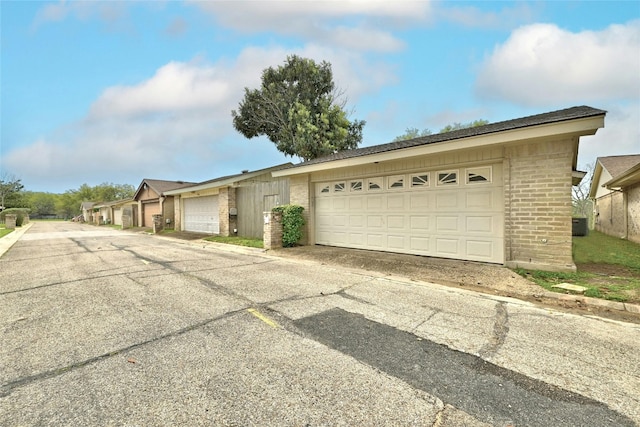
1 222 639 426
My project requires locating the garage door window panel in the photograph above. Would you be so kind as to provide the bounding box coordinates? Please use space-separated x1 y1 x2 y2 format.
388 175 405 189
437 170 458 186
466 167 492 184
334 182 346 193
411 173 430 188
368 178 383 191
318 184 331 195
350 180 363 192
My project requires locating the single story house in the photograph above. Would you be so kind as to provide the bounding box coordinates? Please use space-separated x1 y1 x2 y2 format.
272 106 606 273
589 154 640 243
164 164 292 238
93 198 137 226
80 201 95 222
133 179 196 228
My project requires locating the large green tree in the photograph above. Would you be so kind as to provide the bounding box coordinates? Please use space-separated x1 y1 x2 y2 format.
232 55 365 161
0 173 24 210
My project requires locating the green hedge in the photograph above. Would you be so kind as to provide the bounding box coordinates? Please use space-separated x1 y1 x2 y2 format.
272 204 305 247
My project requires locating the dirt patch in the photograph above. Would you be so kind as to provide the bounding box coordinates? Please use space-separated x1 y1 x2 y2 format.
268 245 640 324
577 262 640 278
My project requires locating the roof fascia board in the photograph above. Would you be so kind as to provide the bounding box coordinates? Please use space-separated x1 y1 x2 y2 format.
164 170 268 196
605 163 640 188
588 161 605 199
273 116 604 177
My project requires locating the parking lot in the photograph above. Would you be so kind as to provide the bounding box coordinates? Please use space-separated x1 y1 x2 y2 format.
1 222 639 426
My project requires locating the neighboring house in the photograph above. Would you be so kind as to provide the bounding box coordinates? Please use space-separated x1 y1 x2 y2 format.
80 202 95 222
93 198 136 226
133 179 196 228
273 106 606 273
589 154 640 243
164 164 292 238
93 201 114 225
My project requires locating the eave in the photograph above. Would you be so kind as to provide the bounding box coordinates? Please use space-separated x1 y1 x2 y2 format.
273 116 604 177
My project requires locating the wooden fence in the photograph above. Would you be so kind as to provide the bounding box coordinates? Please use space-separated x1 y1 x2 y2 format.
236 178 290 238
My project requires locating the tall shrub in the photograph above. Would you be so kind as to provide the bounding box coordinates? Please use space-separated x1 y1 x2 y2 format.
272 204 305 247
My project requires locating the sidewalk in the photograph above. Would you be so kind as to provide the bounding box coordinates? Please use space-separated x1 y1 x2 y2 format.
0 222 34 258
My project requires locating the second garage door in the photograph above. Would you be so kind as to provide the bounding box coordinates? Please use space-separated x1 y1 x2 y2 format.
183 196 219 234
315 163 504 263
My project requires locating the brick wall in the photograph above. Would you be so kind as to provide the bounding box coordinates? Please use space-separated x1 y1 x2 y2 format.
173 196 182 231
218 187 237 237
628 183 640 244
289 175 312 245
504 138 576 272
594 191 625 238
595 182 640 244
263 211 283 249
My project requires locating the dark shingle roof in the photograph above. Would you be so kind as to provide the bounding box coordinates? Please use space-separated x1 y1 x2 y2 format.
293 105 606 168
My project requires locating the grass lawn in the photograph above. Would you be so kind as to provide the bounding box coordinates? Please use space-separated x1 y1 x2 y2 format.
204 235 264 249
0 224 13 239
517 230 640 303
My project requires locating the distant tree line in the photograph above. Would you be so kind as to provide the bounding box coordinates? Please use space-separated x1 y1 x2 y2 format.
0 177 134 219
392 120 490 142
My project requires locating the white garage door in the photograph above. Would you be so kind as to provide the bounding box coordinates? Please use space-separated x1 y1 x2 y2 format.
113 208 123 226
315 164 504 263
184 196 219 234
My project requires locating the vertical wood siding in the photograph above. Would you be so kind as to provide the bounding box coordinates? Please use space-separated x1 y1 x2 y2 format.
236 178 290 238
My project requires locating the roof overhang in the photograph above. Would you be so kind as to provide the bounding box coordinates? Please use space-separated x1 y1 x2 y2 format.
273 115 604 177
572 170 587 186
164 164 292 196
604 163 640 189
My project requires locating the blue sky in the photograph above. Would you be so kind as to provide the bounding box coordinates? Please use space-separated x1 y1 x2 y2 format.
1 1 639 193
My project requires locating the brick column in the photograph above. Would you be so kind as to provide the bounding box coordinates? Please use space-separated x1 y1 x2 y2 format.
5 214 16 229
218 187 237 237
263 211 282 250
152 214 164 234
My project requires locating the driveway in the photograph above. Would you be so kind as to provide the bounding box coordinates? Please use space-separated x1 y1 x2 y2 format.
1 222 639 426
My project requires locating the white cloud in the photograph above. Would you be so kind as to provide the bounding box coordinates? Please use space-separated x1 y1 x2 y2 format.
88 60 233 119
190 0 432 52
577 103 640 168
31 0 129 32
436 3 537 30
4 44 392 191
476 21 640 106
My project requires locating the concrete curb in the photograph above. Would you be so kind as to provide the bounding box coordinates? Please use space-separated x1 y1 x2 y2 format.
0 222 34 258
541 291 640 314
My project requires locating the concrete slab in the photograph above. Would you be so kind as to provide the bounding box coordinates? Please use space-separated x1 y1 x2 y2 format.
552 282 588 293
0 222 33 258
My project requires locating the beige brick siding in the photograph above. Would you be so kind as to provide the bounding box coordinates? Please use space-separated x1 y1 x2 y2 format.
289 175 312 245
594 191 626 238
218 187 237 237
629 183 640 244
595 182 640 244
504 138 575 271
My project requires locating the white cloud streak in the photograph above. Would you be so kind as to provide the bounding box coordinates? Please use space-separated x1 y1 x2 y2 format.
476 21 640 106
4 43 394 190
190 0 432 52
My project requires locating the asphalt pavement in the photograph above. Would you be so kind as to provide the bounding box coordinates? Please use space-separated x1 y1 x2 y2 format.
1 222 639 426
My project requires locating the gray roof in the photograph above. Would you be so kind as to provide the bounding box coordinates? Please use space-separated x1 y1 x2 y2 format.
134 179 197 200
598 154 640 179
291 105 606 168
